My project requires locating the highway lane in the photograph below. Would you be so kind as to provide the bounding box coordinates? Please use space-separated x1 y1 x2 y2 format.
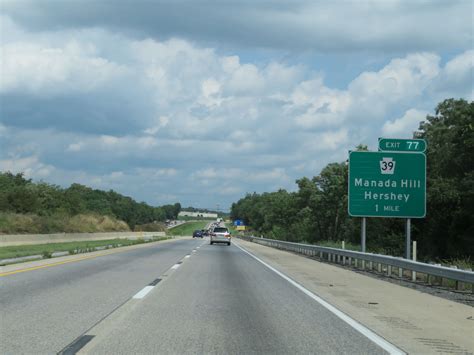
80 239 391 354
0 238 205 354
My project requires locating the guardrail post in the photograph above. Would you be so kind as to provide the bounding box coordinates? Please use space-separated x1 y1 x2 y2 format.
378 263 382 273
369 261 373 270
348 257 352 266
361 260 365 270
387 265 392 277
399 267 403 278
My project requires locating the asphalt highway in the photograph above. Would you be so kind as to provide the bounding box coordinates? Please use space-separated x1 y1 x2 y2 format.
1 236 393 354
0 238 201 354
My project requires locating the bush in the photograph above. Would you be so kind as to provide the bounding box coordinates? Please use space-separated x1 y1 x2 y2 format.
0 212 130 234
134 222 166 232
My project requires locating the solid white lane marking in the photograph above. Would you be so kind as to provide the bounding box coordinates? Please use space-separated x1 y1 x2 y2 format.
185 255 191 259
132 286 154 299
171 264 180 270
233 241 406 355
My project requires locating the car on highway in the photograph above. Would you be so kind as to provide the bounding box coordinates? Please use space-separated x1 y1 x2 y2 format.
210 226 231 245
192 230 204 238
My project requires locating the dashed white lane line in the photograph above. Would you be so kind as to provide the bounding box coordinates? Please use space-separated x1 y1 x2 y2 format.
233 241 406 355
133 247 196 300
132 286 155 299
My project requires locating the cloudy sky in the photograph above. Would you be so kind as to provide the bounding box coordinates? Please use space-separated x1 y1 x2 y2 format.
0 0 473 211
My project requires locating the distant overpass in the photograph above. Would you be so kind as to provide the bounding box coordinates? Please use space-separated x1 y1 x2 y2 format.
178 211 218 218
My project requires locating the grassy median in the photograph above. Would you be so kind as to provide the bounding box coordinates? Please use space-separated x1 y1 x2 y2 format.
166 221 210 236
0 236 169 261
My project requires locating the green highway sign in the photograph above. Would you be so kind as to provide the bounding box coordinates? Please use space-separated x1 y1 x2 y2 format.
348 151 426 218
378 138 426 152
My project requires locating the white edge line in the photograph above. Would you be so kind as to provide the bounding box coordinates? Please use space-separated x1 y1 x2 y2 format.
132 285 154 299
233 241 406 355
171 264 180 270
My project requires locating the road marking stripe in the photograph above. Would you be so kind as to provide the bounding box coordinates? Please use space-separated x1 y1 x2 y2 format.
132 285 155 299
171 264 180 270
234 241 406 355
185 255 191 259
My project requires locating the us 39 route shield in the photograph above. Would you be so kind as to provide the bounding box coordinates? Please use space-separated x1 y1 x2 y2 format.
348 151 426 218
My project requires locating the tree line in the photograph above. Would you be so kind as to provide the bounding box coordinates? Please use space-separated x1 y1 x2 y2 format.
0 174 181 230
231 99 473 260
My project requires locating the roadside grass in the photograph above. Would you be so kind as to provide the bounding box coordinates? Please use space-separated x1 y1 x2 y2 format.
439 258 473 271
134 222 167 232
225 223 238 235
0 212 130 234
0 236 169 261
166 221 210 236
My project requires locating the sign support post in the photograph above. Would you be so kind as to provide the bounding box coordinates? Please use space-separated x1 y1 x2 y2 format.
405 218 411 259
361 217 366 252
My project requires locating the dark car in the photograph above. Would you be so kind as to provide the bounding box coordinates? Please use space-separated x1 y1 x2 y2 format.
193 230 203 238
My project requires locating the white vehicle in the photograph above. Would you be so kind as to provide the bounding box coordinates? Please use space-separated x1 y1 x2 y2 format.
210 226 231 246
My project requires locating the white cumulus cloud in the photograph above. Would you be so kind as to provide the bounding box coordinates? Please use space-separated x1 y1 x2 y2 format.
382 109 429 137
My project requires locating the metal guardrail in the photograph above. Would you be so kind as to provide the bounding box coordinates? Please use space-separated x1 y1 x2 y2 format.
239 236 474 288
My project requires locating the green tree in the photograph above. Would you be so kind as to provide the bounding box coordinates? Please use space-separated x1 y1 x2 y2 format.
417 98 474 258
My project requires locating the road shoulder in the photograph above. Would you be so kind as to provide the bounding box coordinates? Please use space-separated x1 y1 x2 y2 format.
234 238 474 355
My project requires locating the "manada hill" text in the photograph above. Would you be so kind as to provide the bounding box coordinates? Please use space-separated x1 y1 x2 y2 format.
354 179 422 189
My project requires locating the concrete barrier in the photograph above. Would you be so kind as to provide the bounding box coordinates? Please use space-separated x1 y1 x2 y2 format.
0 231 166 246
